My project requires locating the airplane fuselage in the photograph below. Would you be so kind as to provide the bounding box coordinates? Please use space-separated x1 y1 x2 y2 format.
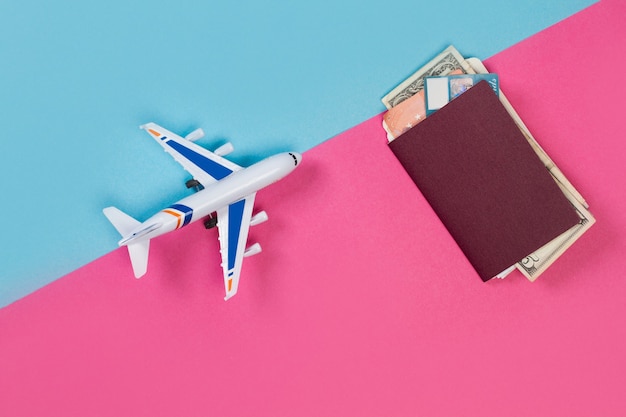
118 152 300 246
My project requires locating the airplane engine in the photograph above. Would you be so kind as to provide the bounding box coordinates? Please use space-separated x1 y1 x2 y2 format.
244 243 262 257
214 142 234 156
250 211 268 226
184 128 205 142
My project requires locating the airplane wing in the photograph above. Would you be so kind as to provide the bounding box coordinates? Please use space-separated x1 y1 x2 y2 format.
216 193 257 300
140 122 241 186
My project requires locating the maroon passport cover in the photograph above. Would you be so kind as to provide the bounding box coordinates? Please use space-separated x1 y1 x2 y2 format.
389 81 580 281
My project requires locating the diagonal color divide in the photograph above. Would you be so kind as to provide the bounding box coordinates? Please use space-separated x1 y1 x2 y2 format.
2 2 626 416
0 0 596 307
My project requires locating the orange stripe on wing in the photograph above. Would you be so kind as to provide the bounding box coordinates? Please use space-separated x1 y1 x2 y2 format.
163 209 182 229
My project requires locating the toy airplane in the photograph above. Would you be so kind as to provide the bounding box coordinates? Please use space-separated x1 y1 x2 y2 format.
103 122 301 300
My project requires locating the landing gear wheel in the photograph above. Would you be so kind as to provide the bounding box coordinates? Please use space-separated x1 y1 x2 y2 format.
204 213 217 229
186 179 201 189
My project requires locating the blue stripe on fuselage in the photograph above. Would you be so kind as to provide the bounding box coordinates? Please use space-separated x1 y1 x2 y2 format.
227 199 246 271
168 204 193 227
166 140 233 180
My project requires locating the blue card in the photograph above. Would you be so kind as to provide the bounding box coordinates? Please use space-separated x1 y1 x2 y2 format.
424 74 499 115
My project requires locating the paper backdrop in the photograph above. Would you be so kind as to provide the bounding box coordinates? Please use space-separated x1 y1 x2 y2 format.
2 1 626 415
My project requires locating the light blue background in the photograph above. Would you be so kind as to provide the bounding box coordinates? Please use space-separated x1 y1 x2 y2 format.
0 0 595 307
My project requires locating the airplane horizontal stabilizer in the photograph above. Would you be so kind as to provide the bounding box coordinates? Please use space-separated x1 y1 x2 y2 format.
103 206 141 237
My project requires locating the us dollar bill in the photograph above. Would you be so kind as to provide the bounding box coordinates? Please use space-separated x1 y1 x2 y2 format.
516 183 595 280
381 45 474 109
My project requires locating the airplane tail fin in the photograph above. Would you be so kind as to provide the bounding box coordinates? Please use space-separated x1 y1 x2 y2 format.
103 206 150 278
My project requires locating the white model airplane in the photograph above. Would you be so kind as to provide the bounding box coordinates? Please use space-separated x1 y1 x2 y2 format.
103 122 301 300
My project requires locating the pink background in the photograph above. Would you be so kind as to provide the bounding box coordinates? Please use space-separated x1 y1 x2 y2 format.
1 0 625 415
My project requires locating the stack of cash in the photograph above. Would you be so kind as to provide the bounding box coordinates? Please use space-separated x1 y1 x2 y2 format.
381 46 594 281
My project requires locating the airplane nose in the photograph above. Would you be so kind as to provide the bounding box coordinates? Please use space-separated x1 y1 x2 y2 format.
288 152 302 166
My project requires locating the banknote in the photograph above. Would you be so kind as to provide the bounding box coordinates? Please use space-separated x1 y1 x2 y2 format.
382 69 463 141
381 45 473 110
382 45 475 141
516 183 595 281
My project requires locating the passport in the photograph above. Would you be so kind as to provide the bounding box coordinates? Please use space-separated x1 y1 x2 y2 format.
389 81 580 281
